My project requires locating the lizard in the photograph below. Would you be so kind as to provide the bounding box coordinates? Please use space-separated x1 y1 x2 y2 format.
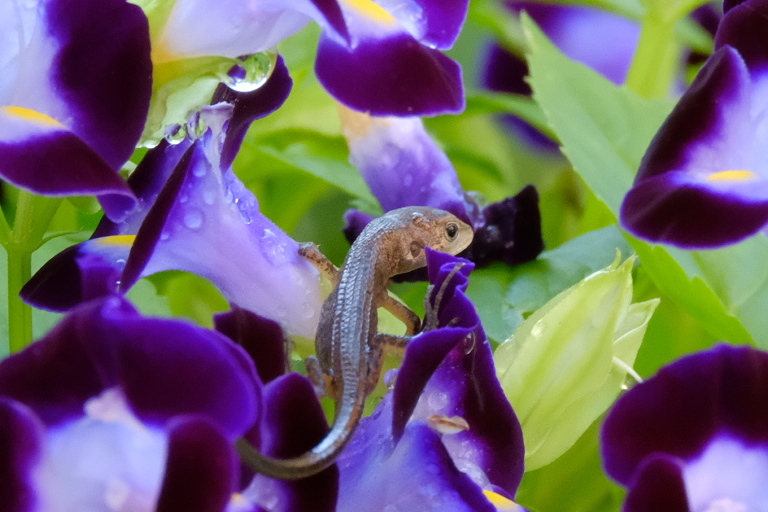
236 206 474 479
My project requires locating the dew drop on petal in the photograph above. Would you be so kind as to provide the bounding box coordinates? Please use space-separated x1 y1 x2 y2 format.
165 124 187 145
427 390 449 410
186 111 207 140
183 209 204 230
225 52 277 93
202 188 216 205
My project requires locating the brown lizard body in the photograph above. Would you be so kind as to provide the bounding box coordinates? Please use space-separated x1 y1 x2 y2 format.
237 206 473 479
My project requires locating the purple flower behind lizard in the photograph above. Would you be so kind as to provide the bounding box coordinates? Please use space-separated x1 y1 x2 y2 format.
339 106 544 270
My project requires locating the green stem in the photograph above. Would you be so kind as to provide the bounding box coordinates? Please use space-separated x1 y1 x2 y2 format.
7 249 32 353
6 190 61 353
625 9 681 99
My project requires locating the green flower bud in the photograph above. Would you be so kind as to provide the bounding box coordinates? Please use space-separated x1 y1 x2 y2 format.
494 254 658 470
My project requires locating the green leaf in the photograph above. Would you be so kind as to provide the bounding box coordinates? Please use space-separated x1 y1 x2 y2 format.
489 225 632 337
523 16 762 346
523 14 673 214
495 256 658 470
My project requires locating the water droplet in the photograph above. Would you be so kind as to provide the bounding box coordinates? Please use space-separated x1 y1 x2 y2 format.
225 52 277 92
183 209 204 230
165 124 186 145
160 231 170 241
192 164 207 178
427 391 449 410
301 301 315 320
202 188 216 205
186 111 207 140
179 194 189 204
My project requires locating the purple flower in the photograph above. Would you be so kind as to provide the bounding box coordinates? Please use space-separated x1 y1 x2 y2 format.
0 296 260 512
153 0 466 116
334 248 527 511
23 62 326 338
482 3 640 149
601 344 768 511
620 0 768 248
0 0 152 220
339 107 544 270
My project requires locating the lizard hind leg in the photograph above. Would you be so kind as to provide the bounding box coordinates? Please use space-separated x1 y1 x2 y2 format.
366 332 411 395
305 355 336 399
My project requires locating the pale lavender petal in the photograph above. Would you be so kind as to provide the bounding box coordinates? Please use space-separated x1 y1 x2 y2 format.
157 0 347 61
340 108 468 218
128 133 323 339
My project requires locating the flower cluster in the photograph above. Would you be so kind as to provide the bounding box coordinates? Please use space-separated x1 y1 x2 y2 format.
7 0 768 511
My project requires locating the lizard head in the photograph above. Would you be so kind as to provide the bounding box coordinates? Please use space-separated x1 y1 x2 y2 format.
384 206 474 275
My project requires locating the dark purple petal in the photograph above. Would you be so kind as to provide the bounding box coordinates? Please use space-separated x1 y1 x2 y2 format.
245 374 337 512
393 250 478 437
716 0 768 74
393 327 470 439
724 0 748 12
0 398 44 512
0 297 260 437
620 46 768 248
0 124 134 219
108 308 260 438
316 32 464 116
95 140 193 238
623 455 690 512
393 249 525 495
416 0 469 49
45 0 151 169
468 185 544 267
412 341 525 495
21 236 131 311
337 418 495 512
212 55 293 169
342 209 375 244
156 416 237 512
215 306 289 385
120 144 193 292
602 345 768 485
620 170 768 248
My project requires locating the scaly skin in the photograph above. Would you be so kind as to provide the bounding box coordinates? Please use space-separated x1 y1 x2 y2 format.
237 206 473 479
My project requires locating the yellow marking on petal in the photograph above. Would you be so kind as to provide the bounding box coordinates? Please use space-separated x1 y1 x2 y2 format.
94 235 136 247
338 102 393 142
706 170 758 182
483 490 523 511
344 0 397 25
2 106 64 127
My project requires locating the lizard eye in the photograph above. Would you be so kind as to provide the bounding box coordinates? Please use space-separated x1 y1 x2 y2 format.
445 223 459 241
